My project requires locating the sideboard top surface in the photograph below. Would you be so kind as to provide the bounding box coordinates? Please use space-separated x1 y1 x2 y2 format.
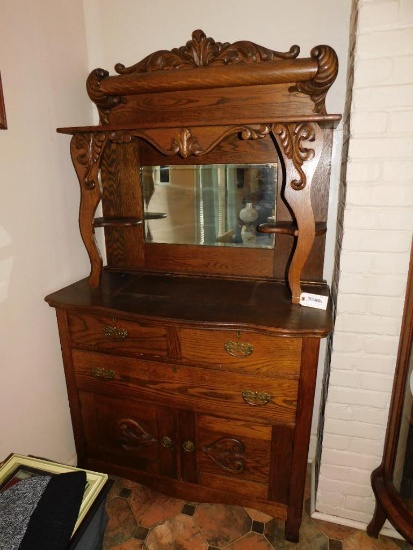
45 271 332 337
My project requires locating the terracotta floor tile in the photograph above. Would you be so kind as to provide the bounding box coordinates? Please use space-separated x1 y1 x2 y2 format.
110 540 146 549
128 484 159 522
103 497 137 549
225 531 274 549
108 476 125 500
342 531 403 549
194 503 251 547
145 513 208 549
243 507 273 523
265 512 329 549
314 518 358 541
139 493 185 528
102 475 413 550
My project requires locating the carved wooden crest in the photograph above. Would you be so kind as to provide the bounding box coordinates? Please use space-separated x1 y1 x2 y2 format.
114 29 300 74
86 30 338 123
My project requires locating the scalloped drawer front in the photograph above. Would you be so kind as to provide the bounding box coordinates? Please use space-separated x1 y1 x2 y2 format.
68 313 168 358
179 328 302 377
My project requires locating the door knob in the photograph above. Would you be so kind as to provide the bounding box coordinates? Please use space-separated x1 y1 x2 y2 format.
160 436 173 449
183 440 195 453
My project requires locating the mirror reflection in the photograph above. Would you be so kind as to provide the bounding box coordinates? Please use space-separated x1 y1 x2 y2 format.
140 164 277 248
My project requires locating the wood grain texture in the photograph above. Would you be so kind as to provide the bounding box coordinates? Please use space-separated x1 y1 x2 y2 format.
50 30 340 542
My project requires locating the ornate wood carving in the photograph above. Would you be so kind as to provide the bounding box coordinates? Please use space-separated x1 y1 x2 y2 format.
289 45 338 115
202 437 245 473
70 132 108 286
107 124 272 159
118 418 157 451
273 123 316 190
115 29 300 74
86 69 126 124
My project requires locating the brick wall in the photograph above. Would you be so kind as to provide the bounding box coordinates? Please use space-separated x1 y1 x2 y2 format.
316 0 413 528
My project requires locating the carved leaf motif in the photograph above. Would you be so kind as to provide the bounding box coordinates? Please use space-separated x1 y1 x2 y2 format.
115 29 300 74
118 418 157 451
289 45 338 114
273 123 316 190
72 133 107 189
203 437 245 473
239 124 272 141
170 129 201 158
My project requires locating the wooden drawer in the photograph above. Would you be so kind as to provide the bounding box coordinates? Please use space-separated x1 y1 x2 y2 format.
68 313 168 358
179 328 302 377
72 349 298 425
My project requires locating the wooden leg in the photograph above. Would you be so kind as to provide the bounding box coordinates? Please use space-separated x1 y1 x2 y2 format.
285 516 300 543
366 498 387 538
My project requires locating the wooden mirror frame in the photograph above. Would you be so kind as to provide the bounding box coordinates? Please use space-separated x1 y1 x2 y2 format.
367 240 413 543
59 30 341 303
0 72 7 130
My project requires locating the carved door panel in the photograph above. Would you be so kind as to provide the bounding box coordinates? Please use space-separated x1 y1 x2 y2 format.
79 391 176 477
195 413 273 500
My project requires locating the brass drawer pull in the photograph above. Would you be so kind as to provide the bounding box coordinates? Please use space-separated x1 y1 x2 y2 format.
224 341 253 358
92 367 115 381
183 440 195 453
103 325 128 339
242 390 271 406
160 436 173 449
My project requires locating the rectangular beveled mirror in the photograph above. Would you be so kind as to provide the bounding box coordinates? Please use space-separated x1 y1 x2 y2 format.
140 163 277 249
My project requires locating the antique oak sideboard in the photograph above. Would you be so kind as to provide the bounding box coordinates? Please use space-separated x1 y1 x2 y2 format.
45 30 341 542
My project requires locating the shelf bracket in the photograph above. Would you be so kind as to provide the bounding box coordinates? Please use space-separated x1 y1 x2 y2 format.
70 132 108 286
272 122 324 303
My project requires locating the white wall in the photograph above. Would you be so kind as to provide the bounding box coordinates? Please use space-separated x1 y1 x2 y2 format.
316 0 413 532
0 1 93 463
83 0 352 454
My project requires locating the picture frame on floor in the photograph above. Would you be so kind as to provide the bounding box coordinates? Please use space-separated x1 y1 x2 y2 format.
0 453 108 534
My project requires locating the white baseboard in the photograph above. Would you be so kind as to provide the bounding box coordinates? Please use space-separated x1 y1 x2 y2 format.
308 461 404 542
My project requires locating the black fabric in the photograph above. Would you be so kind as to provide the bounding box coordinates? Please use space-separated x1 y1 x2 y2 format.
19 471 86 550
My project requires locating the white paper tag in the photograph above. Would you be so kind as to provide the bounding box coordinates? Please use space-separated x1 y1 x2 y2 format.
299 292 328 310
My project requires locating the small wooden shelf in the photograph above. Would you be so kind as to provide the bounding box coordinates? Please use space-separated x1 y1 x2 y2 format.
93 213 166 228
93 217 143 228
257 221 327 236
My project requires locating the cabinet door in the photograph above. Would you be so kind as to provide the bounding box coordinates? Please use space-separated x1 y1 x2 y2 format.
195 413 273 500
79 391 176 477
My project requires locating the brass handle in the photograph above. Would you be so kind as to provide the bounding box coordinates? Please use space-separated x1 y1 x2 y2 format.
224 341 253 358
183 440 195 453
160 436 173 449
92 367 115 381
103 325 128 339
242 390 271 406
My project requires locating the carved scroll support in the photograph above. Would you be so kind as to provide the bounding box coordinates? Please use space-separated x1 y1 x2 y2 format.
70 133 108 286
272 122 323 303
